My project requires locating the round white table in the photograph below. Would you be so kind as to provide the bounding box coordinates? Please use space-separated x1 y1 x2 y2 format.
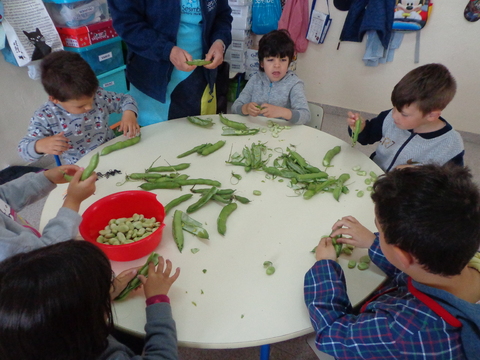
40 114 386 350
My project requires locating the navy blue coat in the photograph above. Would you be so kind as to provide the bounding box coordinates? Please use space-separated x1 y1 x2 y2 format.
339 0 395 49
107 0 232 103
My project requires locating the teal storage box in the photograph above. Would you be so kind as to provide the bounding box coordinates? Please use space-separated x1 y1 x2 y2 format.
64 37 124 75
97 65 127 94
97 65 128 126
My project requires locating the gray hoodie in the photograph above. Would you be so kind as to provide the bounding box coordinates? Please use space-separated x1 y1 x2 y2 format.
231 71 310 125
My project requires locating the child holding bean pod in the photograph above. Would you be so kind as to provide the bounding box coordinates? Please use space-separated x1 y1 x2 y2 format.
18 51 140 165
0 240 181 360
0 165 96 262
231 30 310 125
346 63 464 172
305 164 480 359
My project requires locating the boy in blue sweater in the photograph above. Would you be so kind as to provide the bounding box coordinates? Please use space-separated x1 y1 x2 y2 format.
305 164 480 359
347 63 464 172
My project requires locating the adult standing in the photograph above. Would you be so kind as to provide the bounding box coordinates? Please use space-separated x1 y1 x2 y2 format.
108 0 232 126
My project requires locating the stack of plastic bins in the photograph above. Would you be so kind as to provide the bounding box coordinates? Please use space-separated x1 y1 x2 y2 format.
96 65 128 127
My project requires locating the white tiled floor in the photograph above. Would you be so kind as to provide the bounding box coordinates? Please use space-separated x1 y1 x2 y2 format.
18 110 480 360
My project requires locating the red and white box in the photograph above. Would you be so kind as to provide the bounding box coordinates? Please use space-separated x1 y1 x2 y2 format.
56 19 118 48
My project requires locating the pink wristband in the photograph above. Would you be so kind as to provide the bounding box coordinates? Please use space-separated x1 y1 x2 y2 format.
146 294 170 306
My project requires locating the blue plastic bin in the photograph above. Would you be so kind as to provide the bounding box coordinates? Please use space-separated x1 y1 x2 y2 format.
64 37 124 75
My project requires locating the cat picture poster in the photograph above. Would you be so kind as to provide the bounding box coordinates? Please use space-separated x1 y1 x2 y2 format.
2 0 62 67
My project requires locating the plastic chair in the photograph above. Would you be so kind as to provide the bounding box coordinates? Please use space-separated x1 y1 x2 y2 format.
307 102 324 130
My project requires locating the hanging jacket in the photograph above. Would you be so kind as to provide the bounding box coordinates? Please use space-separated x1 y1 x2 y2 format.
339 0 395 49
277 0 309 53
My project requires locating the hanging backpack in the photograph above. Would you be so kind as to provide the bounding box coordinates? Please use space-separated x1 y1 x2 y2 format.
392 0 432 63
252 0 282 35
277 0 310 52
393 0 432 31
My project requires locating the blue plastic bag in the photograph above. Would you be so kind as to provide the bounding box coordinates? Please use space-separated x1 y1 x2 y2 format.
252 0 282 35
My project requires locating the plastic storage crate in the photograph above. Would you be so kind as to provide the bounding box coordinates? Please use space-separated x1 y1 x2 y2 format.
64 37 124 75
97 65 128 126
56 19 117 48
43 0 110 28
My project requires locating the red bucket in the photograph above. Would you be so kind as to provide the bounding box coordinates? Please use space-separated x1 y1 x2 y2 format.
79 191 165 261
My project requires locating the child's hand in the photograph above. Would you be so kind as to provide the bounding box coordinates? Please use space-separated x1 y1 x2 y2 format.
44 165 80 184
139 256 180 298
242 102 262 117
118 110 140 138
260 103 292 120
62 168 97 212
315 237 337 262
110 268 139 301
347 111 365 131
330 216 376 249
35 132 70 155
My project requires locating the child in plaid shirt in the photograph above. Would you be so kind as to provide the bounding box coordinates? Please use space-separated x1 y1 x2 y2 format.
305 164 480 359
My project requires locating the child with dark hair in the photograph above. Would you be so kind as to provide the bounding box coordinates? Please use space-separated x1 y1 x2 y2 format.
0 165 96 262
305 164 480 359
18 50 140 165
0 240 180 360
231 29 310 124
347 63 464 172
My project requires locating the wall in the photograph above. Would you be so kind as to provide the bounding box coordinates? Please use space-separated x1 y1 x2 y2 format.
0 1 478 169
295 1 480 134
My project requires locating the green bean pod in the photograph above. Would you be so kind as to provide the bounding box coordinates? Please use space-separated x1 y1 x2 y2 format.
187 116 214 127
322 146 341 167
147 163 190 173
81 152 99 181
217 202 238 235
164 193 194 215
172 210 184 252
115 252 159 300
351 118 362 147
175 179 221 187
262 166 298 179
180 211 209 239
221 128 260 136
288 148 308 168
333 173 351 201
186 59 212 66
186 186 218 213
177 144 209 158
303 179 336 199
101 135 141 156
191 188 236 195
295 172 329 182
331 235 343 258
233 195 251 204
128 173 169 180
201 140 226 156
139 182 182 190
219 113 248 130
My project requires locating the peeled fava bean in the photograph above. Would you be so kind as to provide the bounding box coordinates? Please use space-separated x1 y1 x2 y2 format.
96 213 161 245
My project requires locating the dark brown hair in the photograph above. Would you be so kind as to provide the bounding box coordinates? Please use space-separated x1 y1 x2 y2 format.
258 29 295 72
391 63 456 115
41 50 98 102
371 164 480 276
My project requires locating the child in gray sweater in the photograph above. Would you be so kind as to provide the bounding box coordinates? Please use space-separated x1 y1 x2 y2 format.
231 30 310 125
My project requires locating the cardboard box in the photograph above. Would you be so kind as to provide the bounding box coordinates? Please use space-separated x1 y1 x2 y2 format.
225 47 247 63
56 19 117 48
228 0 252 6
231 29 252 41
226 60 246 73
245 69 259 80
230 37 253 52
230 5 252 30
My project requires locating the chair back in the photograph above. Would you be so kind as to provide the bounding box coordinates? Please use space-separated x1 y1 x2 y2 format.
307 102 324 130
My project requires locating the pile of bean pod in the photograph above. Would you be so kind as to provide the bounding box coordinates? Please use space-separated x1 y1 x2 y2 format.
96 214 162 245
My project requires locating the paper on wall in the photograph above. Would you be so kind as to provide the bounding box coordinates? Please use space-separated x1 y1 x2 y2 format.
2 0 62 67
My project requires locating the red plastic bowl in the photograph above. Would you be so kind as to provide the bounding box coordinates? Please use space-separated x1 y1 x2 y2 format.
79 191 165 261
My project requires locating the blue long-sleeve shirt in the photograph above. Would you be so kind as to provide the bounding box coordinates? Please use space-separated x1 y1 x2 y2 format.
304 236 480 359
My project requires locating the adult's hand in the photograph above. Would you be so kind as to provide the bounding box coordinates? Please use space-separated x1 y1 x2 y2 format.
170 46 196 72
204 40 225 69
